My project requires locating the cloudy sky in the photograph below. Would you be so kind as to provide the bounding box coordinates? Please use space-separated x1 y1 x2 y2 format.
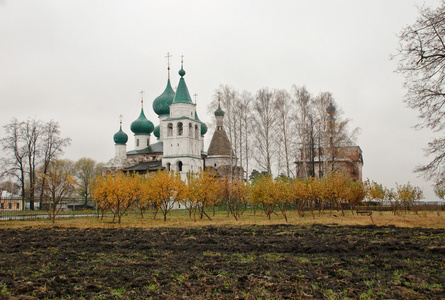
0 0 442 200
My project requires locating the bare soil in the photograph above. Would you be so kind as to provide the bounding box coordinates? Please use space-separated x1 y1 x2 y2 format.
0 224 444 299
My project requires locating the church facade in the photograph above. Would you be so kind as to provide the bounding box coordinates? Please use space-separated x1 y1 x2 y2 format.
104 61 241 180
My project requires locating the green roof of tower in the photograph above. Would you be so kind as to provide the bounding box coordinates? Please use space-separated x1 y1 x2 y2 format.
113 124 128 145
131 106 154 135
172 65 194 104
153 124 160 139
214 102 225 117
153 77 175 116
195 110 208 136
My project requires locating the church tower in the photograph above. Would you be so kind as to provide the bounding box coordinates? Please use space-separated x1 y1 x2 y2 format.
206 97 237 171
130 91 154 150
152 53 176 142
161 59 204 178
113 115 128 159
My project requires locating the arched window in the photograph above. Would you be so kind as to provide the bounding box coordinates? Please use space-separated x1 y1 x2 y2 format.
177 122 183 136
167 123 173 137
177 161 183 172
166 163 171 171
188 123 193 137
195 124 199 139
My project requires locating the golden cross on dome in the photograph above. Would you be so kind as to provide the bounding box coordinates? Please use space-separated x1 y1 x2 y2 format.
140 90 144 108
165 52 172 67
181 55 184 65
165 52 172 78
193 93 198 110
119 114 123 126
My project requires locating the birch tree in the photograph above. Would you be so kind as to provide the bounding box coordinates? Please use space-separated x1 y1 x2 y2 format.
293 86 314 178
252 88 278 175
274 89 295 178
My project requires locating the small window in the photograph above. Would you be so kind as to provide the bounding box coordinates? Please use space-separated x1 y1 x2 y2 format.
167 123 173 137
137 139 140 147
147 139 149 146
189 123 193 137
166 163 171 171
195 124 199 139
0 203 3 209
8 203 12 210
177 161 183 172
16 203 20 209
177 122 183 136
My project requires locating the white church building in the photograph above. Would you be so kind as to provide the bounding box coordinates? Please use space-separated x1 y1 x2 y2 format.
104 59 241 180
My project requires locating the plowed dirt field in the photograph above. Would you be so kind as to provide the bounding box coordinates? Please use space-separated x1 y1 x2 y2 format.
0 224 444 299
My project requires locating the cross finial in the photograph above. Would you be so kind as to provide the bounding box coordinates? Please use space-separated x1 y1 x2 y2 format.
193 93 198 110
165 52 172 67
181 55 184 65
165 52 172 78
119 114 123 126
140 90 144 108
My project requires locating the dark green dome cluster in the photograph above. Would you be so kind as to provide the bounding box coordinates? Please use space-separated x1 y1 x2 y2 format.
153 79 175 116
153 124 160 139
131 109 154 135
113 125 128 145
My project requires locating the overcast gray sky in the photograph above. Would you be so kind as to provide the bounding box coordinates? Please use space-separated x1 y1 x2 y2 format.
0 0 442 200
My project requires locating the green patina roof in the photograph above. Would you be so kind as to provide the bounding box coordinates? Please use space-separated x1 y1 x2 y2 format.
130 109 154 135
214 103 225 117
153 79 175 116
153 124 160 139
113 125 128 145
172 66 194 105
195 111 207 136
126 142 163 155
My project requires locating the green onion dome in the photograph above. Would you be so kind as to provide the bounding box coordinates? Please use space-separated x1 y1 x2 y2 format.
153 79 175 116
130 108 154 135
195 111 207 136
214 102 225 117
327 103 336 115
113 125 128 145
153 124 160 139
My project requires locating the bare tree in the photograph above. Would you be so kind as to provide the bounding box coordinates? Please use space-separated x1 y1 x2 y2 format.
1 119 27 202
394 2 445 184
24 119 41 210
239 91 253 181
293 86 314 178
38 121 72 203
252 88 278 175
75 158 102 207
1 118 71 210
274 89 295 178
313 92 334 177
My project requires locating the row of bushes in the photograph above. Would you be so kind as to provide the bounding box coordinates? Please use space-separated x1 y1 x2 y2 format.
91 170 424 223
